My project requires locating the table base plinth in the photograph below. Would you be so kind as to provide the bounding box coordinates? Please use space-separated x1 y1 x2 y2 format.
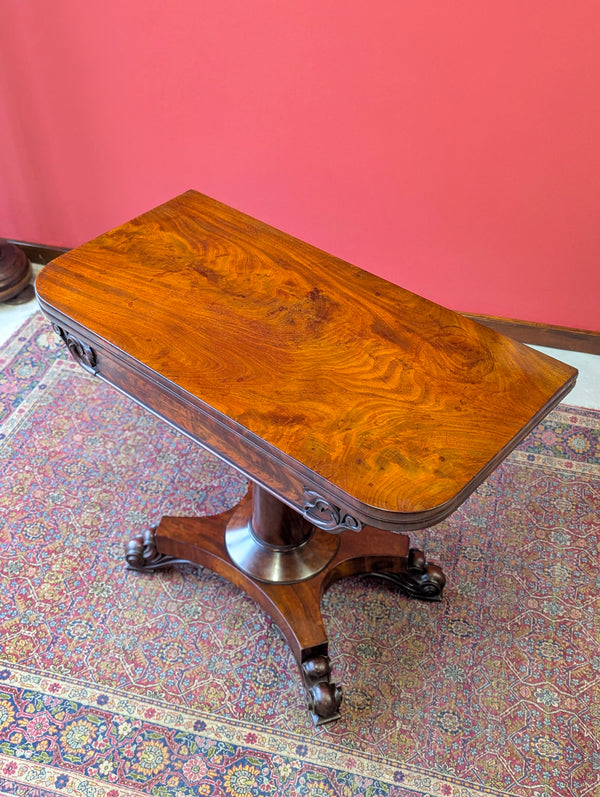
125 489 446 724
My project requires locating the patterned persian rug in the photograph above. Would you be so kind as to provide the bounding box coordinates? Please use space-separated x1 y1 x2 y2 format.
0 313 599 797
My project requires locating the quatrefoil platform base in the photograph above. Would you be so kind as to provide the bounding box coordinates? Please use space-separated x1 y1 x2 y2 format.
125 483 445 725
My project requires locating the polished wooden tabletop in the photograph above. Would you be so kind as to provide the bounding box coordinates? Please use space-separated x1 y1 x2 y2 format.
36 190 577 529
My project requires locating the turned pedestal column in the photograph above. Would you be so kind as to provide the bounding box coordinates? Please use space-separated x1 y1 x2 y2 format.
0 240 32 304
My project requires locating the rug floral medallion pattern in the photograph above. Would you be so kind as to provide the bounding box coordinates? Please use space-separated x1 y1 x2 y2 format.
0 313 598 797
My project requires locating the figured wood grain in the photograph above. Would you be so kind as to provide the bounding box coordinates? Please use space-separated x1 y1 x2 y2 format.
35 190 577 523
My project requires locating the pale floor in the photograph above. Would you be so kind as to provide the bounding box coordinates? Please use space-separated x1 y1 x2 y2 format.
1 264 599 410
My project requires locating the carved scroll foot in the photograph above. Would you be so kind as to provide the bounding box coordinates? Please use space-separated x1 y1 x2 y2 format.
302 654 343 725
370 547 446 601
125 527 194 572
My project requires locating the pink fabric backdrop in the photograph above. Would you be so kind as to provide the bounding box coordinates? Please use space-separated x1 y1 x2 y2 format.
1 1 598 330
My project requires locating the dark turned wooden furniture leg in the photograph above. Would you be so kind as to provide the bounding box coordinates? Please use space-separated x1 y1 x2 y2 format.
125 484 445 725
0 239 33 304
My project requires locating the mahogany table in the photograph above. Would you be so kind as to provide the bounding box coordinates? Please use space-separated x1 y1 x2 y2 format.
36 191 577 724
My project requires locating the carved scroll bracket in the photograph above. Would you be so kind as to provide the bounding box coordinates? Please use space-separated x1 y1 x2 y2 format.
53 324 98 375
302 489 363 533
302 654 342 725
